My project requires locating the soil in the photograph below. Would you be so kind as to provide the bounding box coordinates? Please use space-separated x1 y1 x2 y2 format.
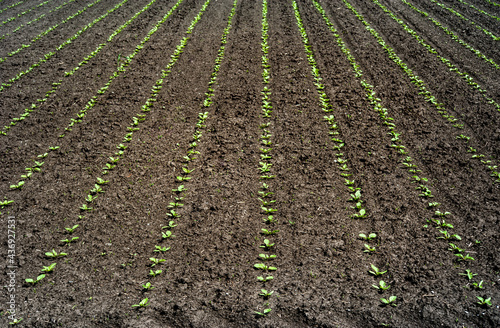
0 0 499 327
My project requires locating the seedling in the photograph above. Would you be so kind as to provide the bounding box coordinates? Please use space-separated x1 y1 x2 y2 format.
448 243 464 253
254 308 271 316
372 280 390 290
149 269 162 277
380 296 397 306
262 215 278 224
90 184 103 193
9 318 23 325
364 244 376 252
260 239 275 249
161 231 174 239
437 230 461 240
476 296 492 307
176 176 191 181
154 245 170 252
166 210 180 218
345 179 355 185
428 202 440 207
85 194 97 202
352 208 367 218
21 172 32 179
254 263 277 271
149 258 166 267
369 264 387 276
258 198 276 206
349 190 361 201
10 181 24 189
455 253 474 261
61 237 79 244
261 228 279 235
96 177 109 184
431 219 453 228
132 298 149 308
142 282 154 290
259 289 274 298
0 199 14 208
162 221 178 229
435 210 451 217
25 274 45 284
459 269 477 280
257 276 273 282
41 263 56 273
259 254 276 261
182 167 195 174
79 204 92 211
472 281 484 289
359 233 376 240
45 249 67 258
261 206 277 214
172 185 187 193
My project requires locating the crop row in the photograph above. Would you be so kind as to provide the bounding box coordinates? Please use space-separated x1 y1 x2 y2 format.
361 0 500 183
1 0 52 27
1 0 158 136
252 0 277 317
426 0 499 40
483 0 500 6
0 0 76 41
18 0 189 293
0 1 23 14
0 0 104 64
401 0 499 68
326 0 493 309
371 0 500 113
133 0 237 309
0 0 127 93
456 0 500 21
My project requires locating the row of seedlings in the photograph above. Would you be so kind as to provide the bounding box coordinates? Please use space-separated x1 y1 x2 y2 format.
22 0 205 295
401 0 499 67
1 0 159 136
133 0 238 309
362 0 500 183
1 0 53 27
7 0 184 191
425 0 499 40
253 0 277 317
483 0 500 6
0 0 77 41
0 0 127 93
334 0 494 309
294 0 396 309
370 0 500 112
0 0 105 64
0 1 24 14
456 0 500 21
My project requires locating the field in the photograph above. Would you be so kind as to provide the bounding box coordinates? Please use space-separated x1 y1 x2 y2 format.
0 0 499 326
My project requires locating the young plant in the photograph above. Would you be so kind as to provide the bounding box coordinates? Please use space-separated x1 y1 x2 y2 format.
254 263 277 271
259 289 274 298
25 274 45 284
142 282 154 290
10 181 25 189
154 245 170 252
149 258 166 267
260 239 275 249
61 236 79 244
459 269 478 280
257 276 274 282
149 269 162 277
472 280 484 289
455 253 475 261
45 249 67 258
372 280 390 290
363 244 376 252
131 298 150 308
161 231 174 239
359 233 376 240
41 263 56 273
254 308 271 316
259 254 276 261
476 296 492 307
369 264 387 276
261 228 279 235
380 296 397 306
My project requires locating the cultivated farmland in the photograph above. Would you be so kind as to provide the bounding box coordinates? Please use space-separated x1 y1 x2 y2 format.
0 0 499 326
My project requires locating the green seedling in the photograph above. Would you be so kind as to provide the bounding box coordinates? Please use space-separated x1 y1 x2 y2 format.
41 263 56 273
261 206 277 214
167 202 184 208
428 202 440 207
364 244 376 252
380 296 397 306
472 281 484 289
91 184 103 193
359 233 376 240
166 210 180 218
257 276 274 282
259 289 274 297
0 199 14 208
154 245 170 252
161 231 174 239
349 190 361 201
372 280 390 290
26 274 45 284
369 264 387 276
352 208 367 218
45 249 67 258
260 239 275 249
182 167 195 174
258 198 276 206
254 263 277 271
149 269 162 277
258 190 274 198
261 228 279 235
476 296 492 307
176 176 191 181
142 282 154 290
344 179 355 185
21 172 32 179
79 204 92 211
149 258 166 267
435 210 451 217
455 253 474 261
109 157 119 164
9 318 23 325
132 298 149 308
259 254 276 261
448 243 464 253
117 144 127 150
260 148 272 154
262 215 277 223
49 146 60 151
85 194 97 202
10 181 25 189
254 308 272 316
459 269 477 280
61 237 79 244
162 221 177 229
172 185 187 193
431 219 453 228
437 230 461 240
96 177 109 184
